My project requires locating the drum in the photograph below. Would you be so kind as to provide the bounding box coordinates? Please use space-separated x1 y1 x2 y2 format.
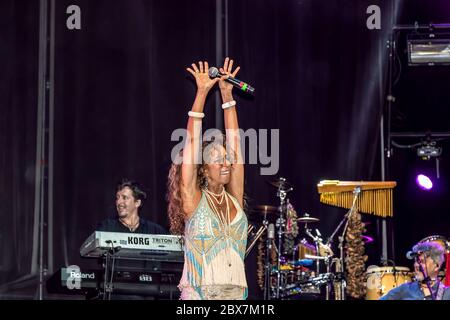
365 266 412 300
273 261 313 287
418 235 449 253
297 239 317 259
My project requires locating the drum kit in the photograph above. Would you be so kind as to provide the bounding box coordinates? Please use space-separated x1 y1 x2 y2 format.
247 177 347 300
247 177 450 300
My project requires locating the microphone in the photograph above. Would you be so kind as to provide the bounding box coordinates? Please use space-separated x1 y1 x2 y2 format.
208 67 255 95
406 250 421 260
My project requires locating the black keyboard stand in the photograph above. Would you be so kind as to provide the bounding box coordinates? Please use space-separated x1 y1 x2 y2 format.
102 241 121 300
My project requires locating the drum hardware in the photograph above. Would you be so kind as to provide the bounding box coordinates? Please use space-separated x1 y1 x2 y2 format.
264 222 276 299
250 205 279 216
259 177 384 300
268 177 294 300
324 186 361 300
245 224 267 258
304 221 330 281
304 254 328 260
268 177 293 192
309 272 334 287
297 213 320 223
296 212 320 280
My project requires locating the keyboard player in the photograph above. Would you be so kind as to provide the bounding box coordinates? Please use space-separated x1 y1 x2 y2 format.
93 179 169 300
96 179 166 234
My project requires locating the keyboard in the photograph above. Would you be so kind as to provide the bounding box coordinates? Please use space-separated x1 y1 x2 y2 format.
80 231 184 262
46 266 181 299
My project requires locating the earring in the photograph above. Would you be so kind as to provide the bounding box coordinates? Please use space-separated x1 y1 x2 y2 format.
204 178 208 188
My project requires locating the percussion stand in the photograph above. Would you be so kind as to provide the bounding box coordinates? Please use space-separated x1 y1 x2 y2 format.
305 225 332 299
274 187 291 299
326 186 361 300
324 255 332 300
245 223 267 259
258 213 271 300
304 225 320 277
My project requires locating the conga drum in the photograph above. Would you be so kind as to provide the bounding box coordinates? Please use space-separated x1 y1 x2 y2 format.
365 266 412 300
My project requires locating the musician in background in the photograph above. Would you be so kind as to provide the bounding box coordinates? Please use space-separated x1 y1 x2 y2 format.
97 179 166 234
380 241 450 300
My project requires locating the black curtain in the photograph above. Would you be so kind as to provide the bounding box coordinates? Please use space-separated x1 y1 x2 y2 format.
0 0 39 287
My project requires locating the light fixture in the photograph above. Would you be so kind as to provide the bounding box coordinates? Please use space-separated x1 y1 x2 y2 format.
416 174 433 191
416 142 442 159
407 33 450 66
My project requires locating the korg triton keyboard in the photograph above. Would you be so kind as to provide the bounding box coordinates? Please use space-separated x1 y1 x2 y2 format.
80 231 183 262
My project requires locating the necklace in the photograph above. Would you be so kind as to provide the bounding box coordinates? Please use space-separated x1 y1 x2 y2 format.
203 189 232 267
120 218 140 232
204 187 225 205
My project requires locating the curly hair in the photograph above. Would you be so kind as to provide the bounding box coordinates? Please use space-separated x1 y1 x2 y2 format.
166 137 226 235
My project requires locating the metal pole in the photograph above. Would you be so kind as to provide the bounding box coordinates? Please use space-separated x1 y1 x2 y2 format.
380 17 397 266
215 0 224 129
32 0 48 279
47 0 55 276
380 114 388 265
35 1 50 301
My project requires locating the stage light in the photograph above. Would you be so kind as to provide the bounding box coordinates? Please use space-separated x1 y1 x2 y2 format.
417 143 442 159
416 174 433 190
408 35 450 66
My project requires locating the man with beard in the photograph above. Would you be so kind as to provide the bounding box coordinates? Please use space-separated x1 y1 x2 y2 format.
97 179 166 234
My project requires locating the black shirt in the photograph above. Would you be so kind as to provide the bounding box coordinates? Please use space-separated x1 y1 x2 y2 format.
96 217 167 234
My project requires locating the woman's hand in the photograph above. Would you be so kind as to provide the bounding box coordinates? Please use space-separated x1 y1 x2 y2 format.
219 57 241 94
187 61 219 94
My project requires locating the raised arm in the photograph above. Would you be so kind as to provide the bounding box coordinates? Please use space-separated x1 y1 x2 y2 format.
181 61 219 211
219 57 244 208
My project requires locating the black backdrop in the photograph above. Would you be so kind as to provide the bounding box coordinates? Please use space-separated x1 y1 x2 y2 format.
1 0 450 299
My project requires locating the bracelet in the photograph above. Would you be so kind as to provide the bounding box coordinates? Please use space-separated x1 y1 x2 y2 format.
221 100 236 109
188 111 205 119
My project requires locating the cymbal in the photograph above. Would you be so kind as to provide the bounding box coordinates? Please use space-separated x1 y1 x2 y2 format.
297 213 319 223
249 205 279 214
268 177 293 191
